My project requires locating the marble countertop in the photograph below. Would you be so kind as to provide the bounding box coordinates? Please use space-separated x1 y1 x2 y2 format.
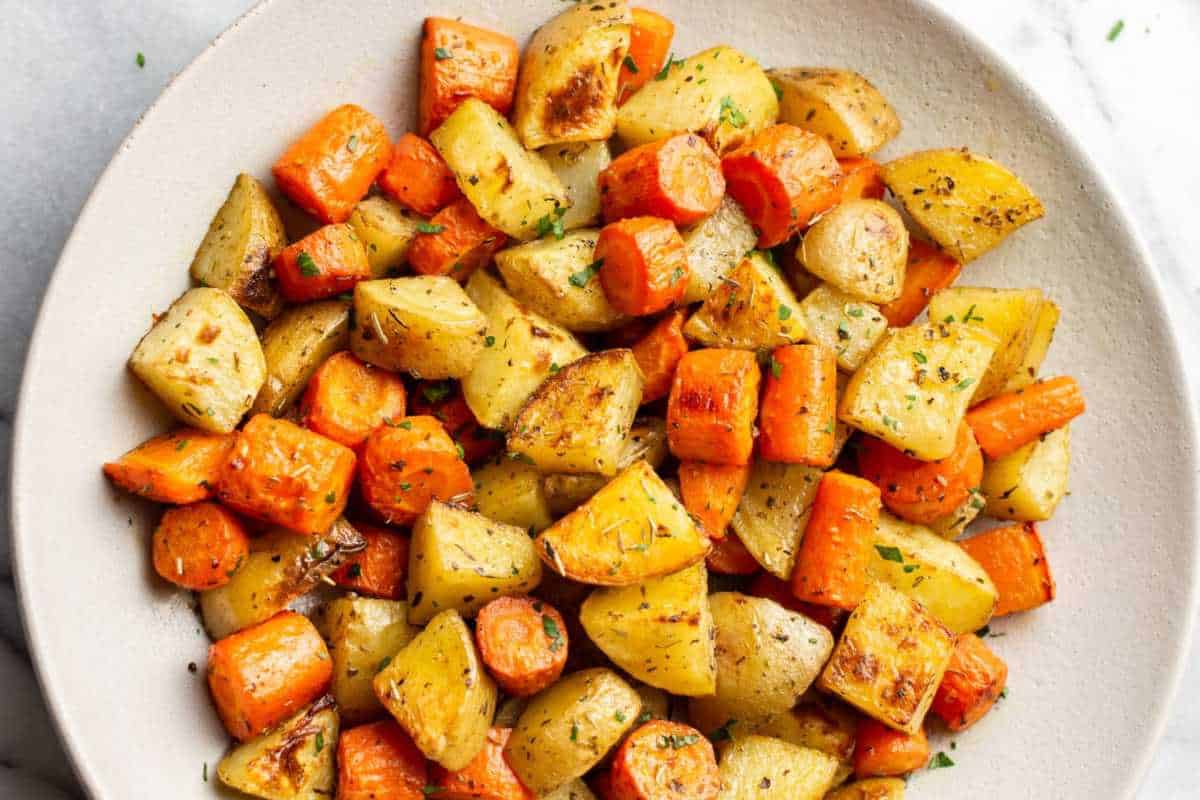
2 0 1197 797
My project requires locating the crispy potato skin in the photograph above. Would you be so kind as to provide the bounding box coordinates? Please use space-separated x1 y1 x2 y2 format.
715 735 839 800
217 697 339 799
769 68 901 157
252 299 350 417
799 199 908 303
327 597 417 724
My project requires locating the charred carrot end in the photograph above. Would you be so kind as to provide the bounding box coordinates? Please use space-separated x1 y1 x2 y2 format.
217 415 356 535
878 239 962 327
853 719 930 778
746 573 847 630
408 197 507 281
721 124 841 248
596 217 690 316
857 423 983 525
965 376 1085 460
152 502 249 591
208 611 332 741
302 351 408 448
333 522 410 600
475 596 569 697
410 382 503 465
667 349 761 466
758 344 838 466
960 522 1055 616
599 133 725 226
610 720 720 800
338 720 429 800
358 415 473 525
678 461 750 540
931 633 1009 731
378 132 462 215
705 532 761 575
273 104 392 224
790 470 882 610
275 223 371 303
420 17 520 136
632 310 689 404
433 727 535 800
835 157 885 202
103 427 234 504
617 8 675 104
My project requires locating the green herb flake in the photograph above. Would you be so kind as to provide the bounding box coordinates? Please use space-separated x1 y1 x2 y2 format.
569 259 603 288
422 383 452 404
767 356 783 379
637 710 653 724
962 304 984 323
417 222 445 235
875 544 904 563
570 721 580 742
202 762 208 782
136 52 146 68
455 443 466 460
882 415 899 431
661 734 700 749
778 304 793 321
913 350 928 364
1107 19 1125 41
903 564 919 573
399 420 413 430
175 439 189 451
928 752 955 770
654 53 683 80
542 614 564 651
536 205 568 240
325 491 337 504
708 719 737 742
346 134 358 153
297 251 320 277
423 787 444 796
315 731 325 753
846 306 865 318
770 80 783 100
623 54 639 73
484 335 496 347
953 377 975 392
719 95 747 128
614 710 627 723
377 656 393 672
347 563 363 579
434 46 454 60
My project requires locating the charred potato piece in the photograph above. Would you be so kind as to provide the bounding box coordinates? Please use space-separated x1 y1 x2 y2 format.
251 299 350 417
217 696 338 800
683 252 806 351
768 68 901 157
542 418 669 515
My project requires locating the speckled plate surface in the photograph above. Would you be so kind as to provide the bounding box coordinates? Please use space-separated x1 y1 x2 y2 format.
11 0 1198 797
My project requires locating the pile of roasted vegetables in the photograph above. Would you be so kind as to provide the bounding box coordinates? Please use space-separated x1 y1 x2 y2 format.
103 3 1085 798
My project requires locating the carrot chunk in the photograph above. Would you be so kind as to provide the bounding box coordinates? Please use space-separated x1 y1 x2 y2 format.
152 502 249 590
596 217 690 316
410 382 504 465
338 719 429 800
432 727 535 800
960 522 1055 616
758 344 838 466
747 573 847 631
834 157 885 202
333 522 410 600
878 239 962 327
631 310 689 404
857 423 983 524
207 611 332 741
275 223 371 303
420 18 519 136
930 633 1009 731
617 8 675 104
217 415 356 535
853 719 930 778
358 416 473 525
965 376 1085 460
598 133 725 226
666 349 760 466
301 351 408 448
609 720 720 800
678 461 750 539
103 427 234 504
721 124 841 248
378 132 462 215
790 471 882 610
273 104 392 224
408 197 507 281
705 532 761 575
475 596 569 697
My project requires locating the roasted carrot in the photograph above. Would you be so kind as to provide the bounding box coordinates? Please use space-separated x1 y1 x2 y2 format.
857 423 983 524
475 596 569 697
275 223 372 303
358 416 473 525
853 719 930 778
930 633 1008 731
431 727 535 800
705 531 761 575
617 8 675 104
747 573 847 631
790 470 882 610
834 157 885 202
721 124 842 247
408 197 507 281
598 133 725 226
965 376 1085 460
151 502 249 590
338 719 429 800
333 522 410 600
301 351 408 448
217 415 356 535
378 132 462 215
273 104 392 224
758 344 838 466
878 239 962 327
207 611 332 741
667 348 761 466
409 382 504 465
678 461 750 539
103 427 234 504
609 720 720 800
960 523 1055 616
632 310 689 404
420 17 520 136
596 217 690 316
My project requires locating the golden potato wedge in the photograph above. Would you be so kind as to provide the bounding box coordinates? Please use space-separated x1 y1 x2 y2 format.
730 461 823 579
472 457 554 533
683 252 806 350
927 488 986 539
768 68 901 157
880 148 1045 264
251 299 350 417
217 696 338 800
799 284 888 372
680 196 759 305
1002 298 1061 393
839 322 997 460
540 141 612 231
799 200 908 303
826 778 908 800
542 779 600 800
739 697 857 786
981 425 1071 521
347 196 427 277
327 596 418 725
373 609 498 770
818 582 955 734
716 735 839 800
542 418 669 515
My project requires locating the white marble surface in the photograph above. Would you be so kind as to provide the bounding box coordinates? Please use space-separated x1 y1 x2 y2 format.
1 0 1197 797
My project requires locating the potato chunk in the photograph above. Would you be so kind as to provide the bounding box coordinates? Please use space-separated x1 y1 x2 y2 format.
472 458 554 533
768 68 901 157
327 597 418 724
730 461 823 579
217 696 338 800
347 196 427 277
980 425 1071 521
798 284 888 372
799 200 908 303
716 735 839 800
1002 298 1060 393
251 299 350 417
539 141 611 231
680 196 759 304
542 417 669 515
739 697 858 786
683 252 806 350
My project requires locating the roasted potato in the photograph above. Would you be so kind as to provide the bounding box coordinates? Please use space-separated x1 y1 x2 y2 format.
927 488 986 539
1002 298 1060 393
826 778 907 800
506 668 641 795
716 735 839 800
217 696 338 800
542 779 600 800
463 270 588 430
129 287 267 434
683 252 806 350
430 97 569 240
980 425 1070 521
514 1 632 149
251 299 350 416
580 563 717 696
880 148 1045 264
739 697 858 787
680 196 759 304
839 322 997 460
351 276 487 379
327 596 418 724
798 284 888 372
542 417 669 515
494 229 628 332
373 609 498 770
472 457 554 533
730 461 823 579
818 581 955 734
189 173 286 319
539 141 611 231
768 68 901 157
508 349 644 475
347 196 427 277
407 500 542 624
617 46 779 155
798 199 908 303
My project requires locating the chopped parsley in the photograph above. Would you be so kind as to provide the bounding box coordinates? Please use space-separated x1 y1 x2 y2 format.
569 259 603 287
614 710 627 723
623 54 639 73
875 544 904 563
778 304 793 321
770 80 783 100
928 752 955 770
542 614 564 651
175 439 189 451
136 52 146 69
660 734 700 749
347 563 363 579
297 251 320 277
846 306 865 318
912 350 928 364
422 382 453 403
484 335 496 347
570 721 580 742
549 362 561 375
719 95 747 128
536 205 568 240
708 719 737 742
654 53 683 80
962 304 984 323
315 731 325 753
1107 19 1125 41
637 710 653 724
346 134 358 153
767 356 783 379
953 377 975 392
416 222 445 235
434 46 454 60
325 491 337 504
422 787 444 796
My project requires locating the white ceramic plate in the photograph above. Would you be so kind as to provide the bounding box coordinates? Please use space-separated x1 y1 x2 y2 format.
12 0 1198 797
